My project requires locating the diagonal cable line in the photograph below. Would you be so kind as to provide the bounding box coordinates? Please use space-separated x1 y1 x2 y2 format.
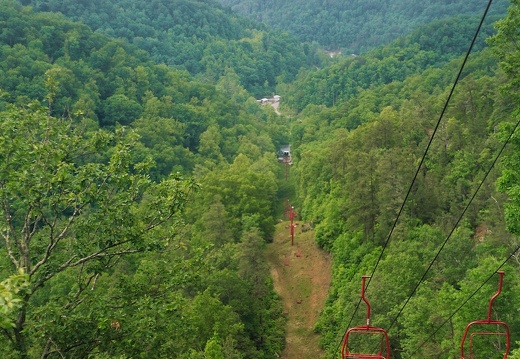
387 112 520 337
333 0 495 354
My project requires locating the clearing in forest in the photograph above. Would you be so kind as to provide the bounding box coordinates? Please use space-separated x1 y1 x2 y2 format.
266 221 331 359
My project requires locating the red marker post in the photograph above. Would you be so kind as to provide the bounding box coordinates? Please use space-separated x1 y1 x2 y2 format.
284 199 291 220
288 206 297 246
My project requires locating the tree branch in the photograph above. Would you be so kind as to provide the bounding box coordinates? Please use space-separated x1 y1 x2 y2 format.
144 183 194 231
63 271 99 311
1 198 20 269
21 206 41 272
30 207 80 277
68 247 140 268
1 327 15 346
62 338 100 355
41 337 66 359
32 241 140 292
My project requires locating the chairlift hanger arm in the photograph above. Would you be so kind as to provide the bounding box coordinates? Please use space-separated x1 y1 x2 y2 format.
460 271 510 359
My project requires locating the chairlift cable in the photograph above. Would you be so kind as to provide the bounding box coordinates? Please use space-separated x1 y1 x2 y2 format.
334 0 495 354
387 111 520 333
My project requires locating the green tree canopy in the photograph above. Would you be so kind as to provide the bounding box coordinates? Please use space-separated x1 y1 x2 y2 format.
0 102 195 357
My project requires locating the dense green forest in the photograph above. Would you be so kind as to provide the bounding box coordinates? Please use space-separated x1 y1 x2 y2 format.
19 0 324 97
2 0 520 358
283 0 520 358
216 0 511 53
0 1 291 357
279 13 508 114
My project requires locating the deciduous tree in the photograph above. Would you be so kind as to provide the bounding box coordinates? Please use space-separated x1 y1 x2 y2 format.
0 102 194 358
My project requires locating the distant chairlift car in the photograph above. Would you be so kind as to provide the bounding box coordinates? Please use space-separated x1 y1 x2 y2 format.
460 271 510 359
278 145 292 165
342 276 391 359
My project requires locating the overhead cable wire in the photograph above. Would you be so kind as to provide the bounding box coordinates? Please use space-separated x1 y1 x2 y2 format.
384 0 498 331
388 111 520 333
334 0 495 354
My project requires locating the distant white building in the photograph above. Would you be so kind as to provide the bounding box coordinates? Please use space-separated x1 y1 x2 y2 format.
257 95 280 104
324 50 342 58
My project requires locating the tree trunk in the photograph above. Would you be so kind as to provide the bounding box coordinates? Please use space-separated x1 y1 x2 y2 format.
14 302 28 359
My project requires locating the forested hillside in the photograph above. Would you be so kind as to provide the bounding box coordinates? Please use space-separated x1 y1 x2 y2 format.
20 0 323 97
2 0 520 358
217 0 510 53
280 14 504 114
0 1 291 357
282 0 520 358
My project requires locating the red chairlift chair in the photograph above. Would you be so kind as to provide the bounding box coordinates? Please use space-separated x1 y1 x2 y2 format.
460 271 510 359
342 276 391 359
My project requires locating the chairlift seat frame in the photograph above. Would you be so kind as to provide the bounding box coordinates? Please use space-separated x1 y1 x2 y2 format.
460 271 510 359
342 327 391 359
342 276 391 359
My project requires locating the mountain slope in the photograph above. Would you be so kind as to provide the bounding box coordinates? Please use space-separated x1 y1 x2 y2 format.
21 0 318 96
216 0 509 53
0 2 292 358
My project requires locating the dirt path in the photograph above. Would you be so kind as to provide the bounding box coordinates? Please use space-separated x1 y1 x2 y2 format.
265 221 331 359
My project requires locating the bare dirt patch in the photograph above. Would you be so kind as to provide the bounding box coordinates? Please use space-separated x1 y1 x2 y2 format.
265 222 331 359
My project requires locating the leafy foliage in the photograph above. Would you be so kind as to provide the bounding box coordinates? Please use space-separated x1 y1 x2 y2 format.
0 102 198 357
284 3 520 357
216 0 509 53
0 1 288 358
21 0 317 97
0 271 30 330
3 0 520 358
282 15 507 112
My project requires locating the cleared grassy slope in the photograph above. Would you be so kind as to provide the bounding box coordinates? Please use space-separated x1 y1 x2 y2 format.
266 221 331 358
